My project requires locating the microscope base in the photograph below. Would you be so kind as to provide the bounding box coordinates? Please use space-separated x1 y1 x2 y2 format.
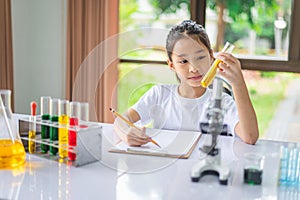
190 156 230 185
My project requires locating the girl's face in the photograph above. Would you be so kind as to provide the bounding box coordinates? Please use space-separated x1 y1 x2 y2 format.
168 38 212 88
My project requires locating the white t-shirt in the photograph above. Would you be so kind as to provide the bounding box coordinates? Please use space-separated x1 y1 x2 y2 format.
132 84 239 135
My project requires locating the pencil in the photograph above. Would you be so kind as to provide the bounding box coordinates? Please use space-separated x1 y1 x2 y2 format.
109 107 161 148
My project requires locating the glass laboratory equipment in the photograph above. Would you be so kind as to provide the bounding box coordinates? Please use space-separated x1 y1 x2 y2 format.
28 101 37 153
58 100 70 158
50 98 60 155
243 152 264 185
80 102 89 122
68 101 80 161
0 89 26 168
201 42 235 88
40 96 51 153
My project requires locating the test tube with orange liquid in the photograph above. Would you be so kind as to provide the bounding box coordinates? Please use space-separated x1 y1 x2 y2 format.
201 42 235 88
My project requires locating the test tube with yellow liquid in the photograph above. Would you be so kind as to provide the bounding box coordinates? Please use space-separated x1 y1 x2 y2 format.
201 42 235 88
58 100 70 159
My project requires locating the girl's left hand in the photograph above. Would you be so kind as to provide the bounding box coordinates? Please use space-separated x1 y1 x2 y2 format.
216 52 244 87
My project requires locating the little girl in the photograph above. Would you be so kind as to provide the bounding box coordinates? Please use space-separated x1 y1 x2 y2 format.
113 20 259 146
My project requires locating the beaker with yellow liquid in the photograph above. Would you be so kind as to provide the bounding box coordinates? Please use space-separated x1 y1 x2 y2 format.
0 90 26 169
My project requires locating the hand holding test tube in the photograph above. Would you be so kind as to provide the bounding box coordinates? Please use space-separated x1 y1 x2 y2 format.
201 42 235 88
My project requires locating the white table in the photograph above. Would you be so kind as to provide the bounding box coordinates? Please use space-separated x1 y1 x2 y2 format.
0 122 297 200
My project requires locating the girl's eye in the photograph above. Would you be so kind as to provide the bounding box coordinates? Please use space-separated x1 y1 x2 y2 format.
179 59 188 64
197 56 206 60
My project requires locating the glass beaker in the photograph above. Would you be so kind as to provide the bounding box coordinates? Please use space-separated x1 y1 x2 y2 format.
243 152 264 185
201 42 235 88
0 89 26 168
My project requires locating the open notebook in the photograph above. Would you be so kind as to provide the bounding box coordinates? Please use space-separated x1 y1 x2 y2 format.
109 129 201 159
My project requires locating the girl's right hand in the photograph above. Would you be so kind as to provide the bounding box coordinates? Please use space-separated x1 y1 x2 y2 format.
125 127 151 146
113 117 151 146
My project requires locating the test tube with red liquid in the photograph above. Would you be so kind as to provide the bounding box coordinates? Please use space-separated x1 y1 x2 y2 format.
68 102 80 161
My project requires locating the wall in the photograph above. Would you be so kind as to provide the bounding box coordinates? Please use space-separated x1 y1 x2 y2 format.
11 0 67 114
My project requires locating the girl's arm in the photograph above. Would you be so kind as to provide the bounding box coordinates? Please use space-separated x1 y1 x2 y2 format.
217 52 259 144
113 108 151 146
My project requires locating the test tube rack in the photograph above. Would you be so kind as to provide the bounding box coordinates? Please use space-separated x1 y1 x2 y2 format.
18 116 102 167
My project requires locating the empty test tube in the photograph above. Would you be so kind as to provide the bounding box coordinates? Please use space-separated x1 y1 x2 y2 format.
80 102 89 122
79 102 89 128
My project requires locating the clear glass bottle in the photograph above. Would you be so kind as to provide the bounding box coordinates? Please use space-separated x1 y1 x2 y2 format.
0 89 26 168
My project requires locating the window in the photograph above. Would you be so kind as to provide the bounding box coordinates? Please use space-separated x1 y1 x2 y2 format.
192 0 300 72
120 0 300 81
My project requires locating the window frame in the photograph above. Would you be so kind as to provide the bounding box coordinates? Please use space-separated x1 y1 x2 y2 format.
191 0 300 73
120 0 300 73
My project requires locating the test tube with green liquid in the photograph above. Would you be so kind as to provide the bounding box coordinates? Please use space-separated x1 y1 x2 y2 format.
58 100 70 159
40 96 51 153
50 98 60 155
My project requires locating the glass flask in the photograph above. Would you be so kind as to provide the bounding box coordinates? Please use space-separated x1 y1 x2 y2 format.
0 89 26 168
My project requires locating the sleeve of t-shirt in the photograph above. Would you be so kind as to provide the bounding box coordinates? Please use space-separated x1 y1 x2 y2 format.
131 85 160 125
